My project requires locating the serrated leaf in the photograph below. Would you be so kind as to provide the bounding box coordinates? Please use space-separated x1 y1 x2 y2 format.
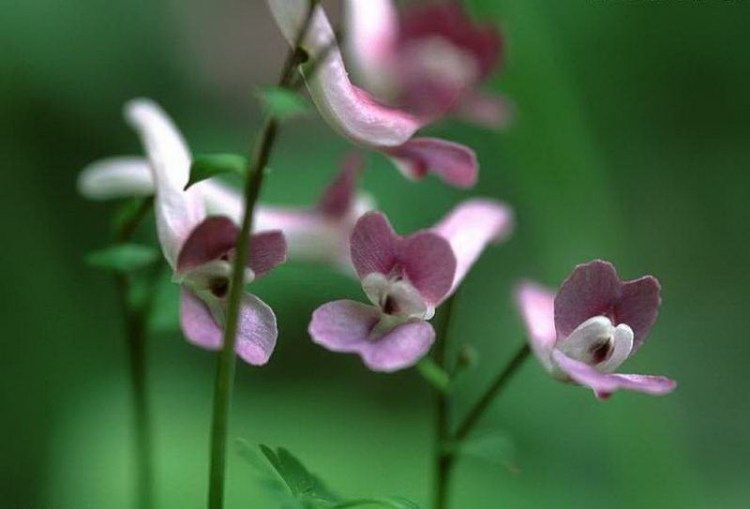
185 154 247 190
258 86 309 120
86 243 159 273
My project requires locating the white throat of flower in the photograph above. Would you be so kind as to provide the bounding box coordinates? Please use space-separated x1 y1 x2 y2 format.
553 316 634 376
174 260 256 327
362 272 434 338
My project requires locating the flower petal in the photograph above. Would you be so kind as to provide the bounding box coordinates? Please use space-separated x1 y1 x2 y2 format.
551 350 677 399
515 282 556 371
344 0 398 95
235 293 278 366
176 216 239 274
554 260 621 340
317 152 363 218
125 99 205 267
433 199 513 296
398 232 456 305
266 0 423 147
78 157 154 200
455 91 515 129
350 212 399 278
384 137 478 188
308 300 435 372
246 230 287 278
615 276 661 352
180 289 223 350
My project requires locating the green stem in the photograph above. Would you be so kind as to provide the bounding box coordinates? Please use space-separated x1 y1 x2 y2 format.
206 5 317 505
115 197 156 509
432 295 457 509
452 344 530 443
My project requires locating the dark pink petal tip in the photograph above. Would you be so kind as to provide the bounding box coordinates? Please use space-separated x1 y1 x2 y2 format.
385 138 478 188
350 212 399 278
552 350 677 399
247 230 287 278
317 152 365 218
398 232 457 305
176 216 239 273
309 300 435 372
554 260 661 350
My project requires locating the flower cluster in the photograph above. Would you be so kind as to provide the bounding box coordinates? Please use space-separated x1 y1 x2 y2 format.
80 0 675 399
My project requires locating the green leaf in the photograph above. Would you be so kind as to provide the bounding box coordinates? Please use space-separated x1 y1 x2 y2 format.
85 243 159 273
416 358 451 393
257 86 309 120
185 153 247 190
454 431 518 473
333 497 421 509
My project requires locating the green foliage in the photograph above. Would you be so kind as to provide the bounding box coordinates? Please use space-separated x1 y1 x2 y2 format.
416 358 451 393
257 86 310 121
454 431 517 474
239 441 421 509
85 243 159 273
185 154 248 190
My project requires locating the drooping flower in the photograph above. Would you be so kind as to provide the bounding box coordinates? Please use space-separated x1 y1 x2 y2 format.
309 200 513 372
266 0 479 188
345 0 510 127
515 260 677 398
124 98 286 365
79 137 373 272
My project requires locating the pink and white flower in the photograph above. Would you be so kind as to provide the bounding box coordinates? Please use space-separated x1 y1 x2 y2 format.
124 99 286 365
309 200 513 372
265 0 480 188
516 260 677 398
345 0 510 127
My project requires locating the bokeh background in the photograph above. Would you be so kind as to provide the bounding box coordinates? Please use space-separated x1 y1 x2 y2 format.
2 0 749 507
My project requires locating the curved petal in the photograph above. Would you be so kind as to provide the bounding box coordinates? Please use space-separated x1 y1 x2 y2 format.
78 157 154 200
235 293 278 366
176 216 239 273
398 232 456 305
196 180 244 223
554 260 621 340
385 137 478 188
308 300 435 372
317 152 364 218
433 199 514 297
552 350 677 399
266 0 423 147
344 0 398 95
125 99 205 267
616 276 661 352
515 282 556 371
247 230 287 278
350 212 399 278
180 289 223 350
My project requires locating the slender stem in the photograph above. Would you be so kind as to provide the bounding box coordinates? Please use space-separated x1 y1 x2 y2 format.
432 295 457 509
115 197 156 509
206 5 317 505
453 344 530 443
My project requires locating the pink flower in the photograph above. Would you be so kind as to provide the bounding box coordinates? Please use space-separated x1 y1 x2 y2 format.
125 99 286 365
309 200 513 372
346 0 511 127
515 260 677 399
266 0 479 188
79 135 373 272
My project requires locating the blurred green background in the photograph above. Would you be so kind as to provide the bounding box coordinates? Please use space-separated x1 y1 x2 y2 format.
2 0 749 507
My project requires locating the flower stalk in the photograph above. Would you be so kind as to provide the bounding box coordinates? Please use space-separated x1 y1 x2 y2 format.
115 197 156 509
206 5 316 508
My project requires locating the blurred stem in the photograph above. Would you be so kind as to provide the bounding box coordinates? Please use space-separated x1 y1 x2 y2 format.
206 5 316 509
115 197 155 509
453 344 530 443
432 294 457 509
